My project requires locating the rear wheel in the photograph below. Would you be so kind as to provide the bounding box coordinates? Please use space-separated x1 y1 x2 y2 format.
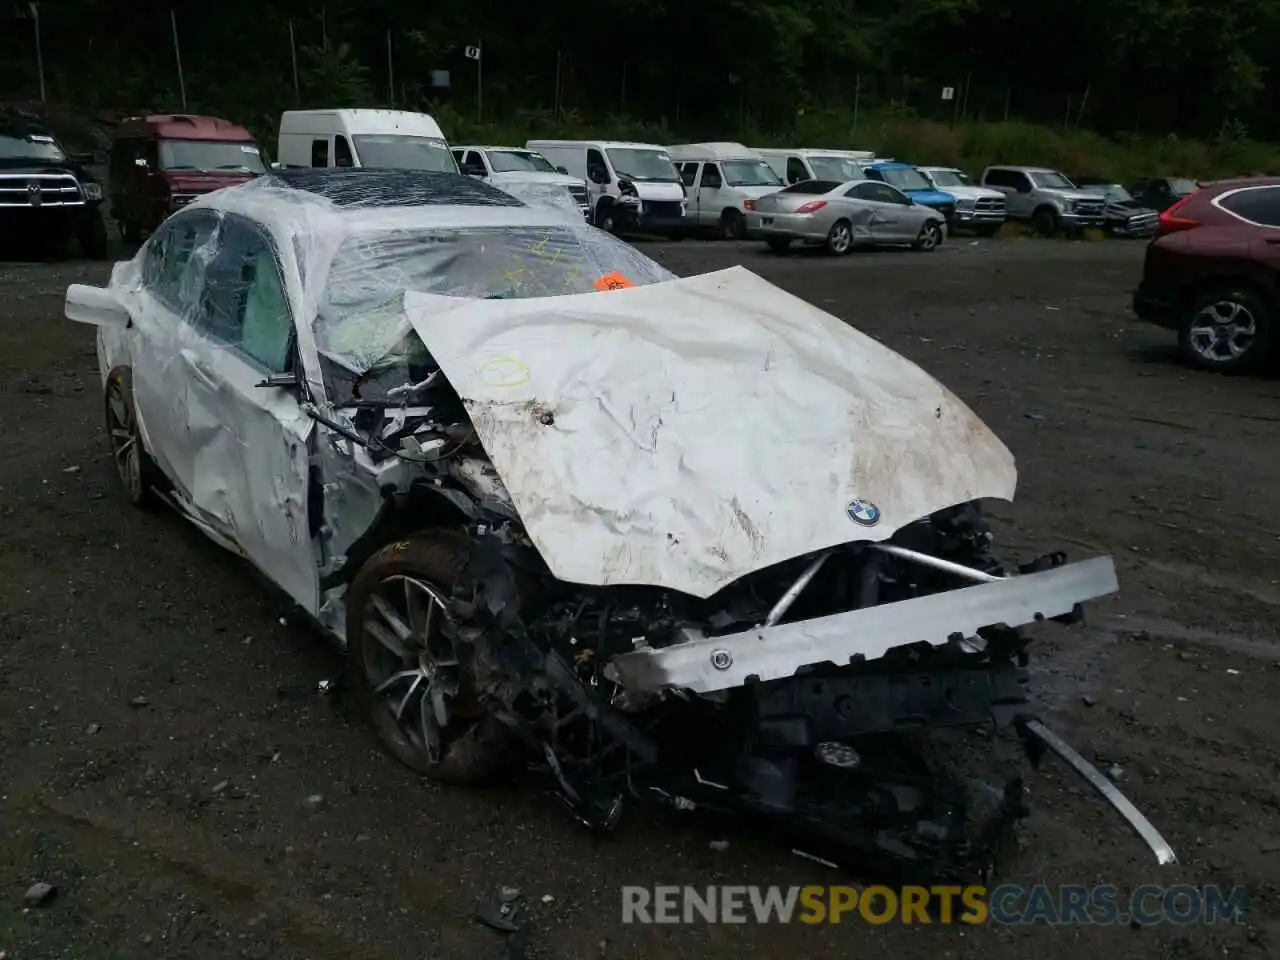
104 367 159 508
1177 284 1276 374
719 208 746 240
914 221 944 251
347 532 518 785
824 219 853 256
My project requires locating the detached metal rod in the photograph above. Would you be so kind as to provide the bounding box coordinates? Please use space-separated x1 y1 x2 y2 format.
1022 718 1178 866
764 550 832 626
869 543 1004 583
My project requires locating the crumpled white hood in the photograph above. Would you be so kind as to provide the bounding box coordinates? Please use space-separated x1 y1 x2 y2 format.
403 266 1016 598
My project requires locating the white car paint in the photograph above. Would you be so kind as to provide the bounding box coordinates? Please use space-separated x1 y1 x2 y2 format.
402 265 1017 598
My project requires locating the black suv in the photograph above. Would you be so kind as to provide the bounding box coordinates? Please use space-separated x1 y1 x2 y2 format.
0 116 108 259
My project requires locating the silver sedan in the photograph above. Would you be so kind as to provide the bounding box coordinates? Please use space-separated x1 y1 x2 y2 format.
745 178 947 255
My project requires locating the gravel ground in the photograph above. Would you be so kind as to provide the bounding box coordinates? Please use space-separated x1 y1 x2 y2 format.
1 235 1278 959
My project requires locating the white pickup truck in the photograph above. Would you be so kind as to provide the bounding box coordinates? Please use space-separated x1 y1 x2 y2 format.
918 167 1007 236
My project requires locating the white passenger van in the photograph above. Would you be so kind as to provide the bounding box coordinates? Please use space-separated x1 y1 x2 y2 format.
277 109 457 173
452 145 590 219
667 142 783 239
526 139 685 236
755 148 876 186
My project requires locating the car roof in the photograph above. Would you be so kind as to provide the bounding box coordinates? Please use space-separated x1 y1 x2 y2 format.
265 167 522 208
988 165 1058 174
117 113 254 141
456 145 536 152
186 167 585 237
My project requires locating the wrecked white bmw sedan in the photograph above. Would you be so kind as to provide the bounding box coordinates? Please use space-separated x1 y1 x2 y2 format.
65 168 1174 879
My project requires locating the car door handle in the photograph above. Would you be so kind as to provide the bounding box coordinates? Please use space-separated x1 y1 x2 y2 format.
1265 236 1280 245
179 348 219 390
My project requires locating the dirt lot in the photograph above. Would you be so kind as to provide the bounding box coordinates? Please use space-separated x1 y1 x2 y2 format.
1 236 1278 959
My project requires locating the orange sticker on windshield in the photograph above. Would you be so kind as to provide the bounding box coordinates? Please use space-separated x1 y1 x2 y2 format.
595 272 634 291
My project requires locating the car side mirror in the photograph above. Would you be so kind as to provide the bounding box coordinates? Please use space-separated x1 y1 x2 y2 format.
70 152 95 165
555 165 568 175
65 284 130 330
463 164 486 177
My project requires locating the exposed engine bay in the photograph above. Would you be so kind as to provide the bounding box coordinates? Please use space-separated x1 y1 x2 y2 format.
307 346 1175 884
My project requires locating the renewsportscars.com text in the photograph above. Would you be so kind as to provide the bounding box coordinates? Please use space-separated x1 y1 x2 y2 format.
621 884 1249 926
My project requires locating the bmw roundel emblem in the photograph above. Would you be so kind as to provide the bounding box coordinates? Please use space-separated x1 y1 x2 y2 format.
846 499 881 527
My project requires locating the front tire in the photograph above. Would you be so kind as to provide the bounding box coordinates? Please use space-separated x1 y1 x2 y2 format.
594 202 618 234
1032 206 1060 237
104 367 159 508
347 531 518 785
1177 284 1276 374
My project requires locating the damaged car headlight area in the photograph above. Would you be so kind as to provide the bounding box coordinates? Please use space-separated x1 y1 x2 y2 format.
64 167 1176 883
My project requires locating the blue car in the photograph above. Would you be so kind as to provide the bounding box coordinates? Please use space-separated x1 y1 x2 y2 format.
863 162 956 225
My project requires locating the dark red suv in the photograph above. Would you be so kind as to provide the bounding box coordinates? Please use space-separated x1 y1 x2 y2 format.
1131 176 1280 373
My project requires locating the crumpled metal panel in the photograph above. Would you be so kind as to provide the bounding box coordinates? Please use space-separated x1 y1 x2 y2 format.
402 266 1018 599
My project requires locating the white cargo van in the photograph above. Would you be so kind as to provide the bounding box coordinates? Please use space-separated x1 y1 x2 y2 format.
277 109 457 173
755 148 876 185
452 145 590 219
526 139 685 236
667 142 784 239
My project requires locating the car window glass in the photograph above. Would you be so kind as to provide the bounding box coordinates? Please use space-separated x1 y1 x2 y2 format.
785 157 808 183
780 180 839 194
1218 186 1280 227
200 217 294 373
679 163 697 187
310 138 328 167
985 169 1012 188
334 135 353 167
845 182 881 199
143 214 218 312
701 163 722 188
586 148 609 183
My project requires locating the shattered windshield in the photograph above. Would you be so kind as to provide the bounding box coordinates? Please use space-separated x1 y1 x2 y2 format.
351 135 458 173
316 223 677 403
605 148 679 182
159 140 266 173
488 150 556 173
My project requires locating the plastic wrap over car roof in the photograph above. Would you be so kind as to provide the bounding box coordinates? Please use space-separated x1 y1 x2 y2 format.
107 169 675 399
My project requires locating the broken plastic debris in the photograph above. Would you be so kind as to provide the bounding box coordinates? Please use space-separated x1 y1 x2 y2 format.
24 882 56 907
475 896 522 933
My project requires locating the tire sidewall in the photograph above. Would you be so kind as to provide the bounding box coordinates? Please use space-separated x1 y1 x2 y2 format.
1177 285 1275 374
825 219 852 255
345 531 517 784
